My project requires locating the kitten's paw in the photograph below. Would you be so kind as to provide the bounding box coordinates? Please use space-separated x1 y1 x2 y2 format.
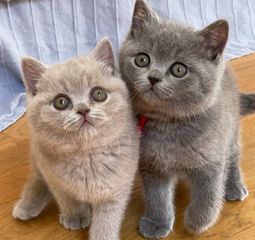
184 206 218 234
139 216 173 238
12 200 40 220
59 213 90 230
225 183 248 201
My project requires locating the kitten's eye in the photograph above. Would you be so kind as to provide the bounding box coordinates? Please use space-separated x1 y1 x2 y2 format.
53 95 71 110
170 62 188 78
91 87 107 102
134 53 150 68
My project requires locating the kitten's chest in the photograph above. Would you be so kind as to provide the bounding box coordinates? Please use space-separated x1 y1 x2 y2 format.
140 120 211 169
141 122 187 154
41 150 122 201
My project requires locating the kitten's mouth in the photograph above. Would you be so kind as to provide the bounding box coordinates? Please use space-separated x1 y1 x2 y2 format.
137 89 161 103
145 87 161 99
79 118 94 129
142 86 173 101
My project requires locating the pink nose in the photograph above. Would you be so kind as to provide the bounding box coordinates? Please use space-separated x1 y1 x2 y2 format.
77 109 90 118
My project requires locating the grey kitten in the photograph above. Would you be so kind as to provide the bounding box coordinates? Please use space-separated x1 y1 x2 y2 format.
13 38 139 240
120 0 255 237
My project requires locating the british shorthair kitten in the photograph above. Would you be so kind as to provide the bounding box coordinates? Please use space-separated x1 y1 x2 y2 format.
13 38 139 240
120 0 255 237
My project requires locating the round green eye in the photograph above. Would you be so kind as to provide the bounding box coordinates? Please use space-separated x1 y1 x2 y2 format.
134 53 150 68
170 62 188 78
91 87 107 102
53 95 70 110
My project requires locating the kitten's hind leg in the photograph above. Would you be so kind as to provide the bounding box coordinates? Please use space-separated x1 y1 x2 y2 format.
225 145 248 201
13 171 51 220
52 189 90 231
139 170 176 239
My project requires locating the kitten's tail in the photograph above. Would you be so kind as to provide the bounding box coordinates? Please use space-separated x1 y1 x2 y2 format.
240 93 255 115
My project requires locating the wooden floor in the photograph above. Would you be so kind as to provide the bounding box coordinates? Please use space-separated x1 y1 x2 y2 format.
1 54 255 240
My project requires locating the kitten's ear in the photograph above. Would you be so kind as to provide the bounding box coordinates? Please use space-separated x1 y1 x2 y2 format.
199 20 229 60
91 38 114 72
22 57 46 96
131 0 158 37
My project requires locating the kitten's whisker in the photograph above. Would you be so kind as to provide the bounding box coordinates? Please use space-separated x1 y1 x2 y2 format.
63 116 81 129
90 112 106 117
157 85 173 98
89 110 108 120
92 115 109 122
133 81 146 88
63 115 78 125
63 118 78 127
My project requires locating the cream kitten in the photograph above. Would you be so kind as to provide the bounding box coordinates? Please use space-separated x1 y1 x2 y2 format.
13 38 139 240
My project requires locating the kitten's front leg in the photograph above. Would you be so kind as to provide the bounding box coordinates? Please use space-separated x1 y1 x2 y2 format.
225 144 248 201
185 165 224 234
139 170 176 239
90 196 129 240
51 188 91 230
13 170 51 220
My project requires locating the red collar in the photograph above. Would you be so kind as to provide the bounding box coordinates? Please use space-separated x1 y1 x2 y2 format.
138 115 149 133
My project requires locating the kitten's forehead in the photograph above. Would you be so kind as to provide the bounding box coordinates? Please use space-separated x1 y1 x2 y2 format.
133 21 199 61
38 57 119 95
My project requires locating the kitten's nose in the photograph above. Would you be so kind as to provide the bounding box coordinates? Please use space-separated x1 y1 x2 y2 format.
77 109 90 118
148 76 161 86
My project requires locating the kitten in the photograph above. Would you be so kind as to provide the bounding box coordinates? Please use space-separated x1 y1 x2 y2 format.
13 38 139 240
120 0 255 237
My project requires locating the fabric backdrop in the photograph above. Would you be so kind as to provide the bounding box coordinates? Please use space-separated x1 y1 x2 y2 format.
0 0 255 131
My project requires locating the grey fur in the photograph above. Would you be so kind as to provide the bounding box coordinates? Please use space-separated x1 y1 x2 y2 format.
240 93 255 115
13 38 139 240
120 0 250 237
